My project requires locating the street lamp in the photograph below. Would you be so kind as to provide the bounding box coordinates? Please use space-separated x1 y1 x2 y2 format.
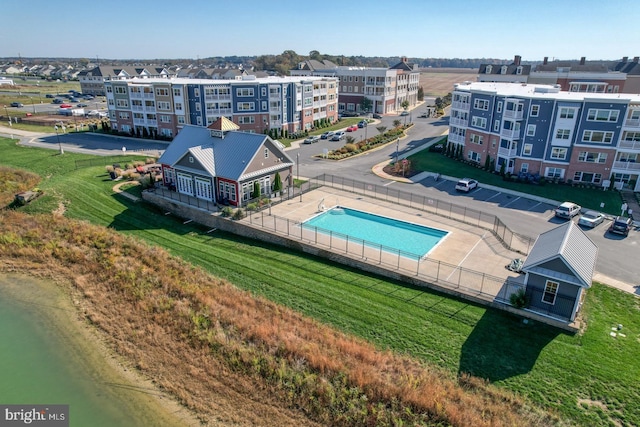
396 138 399 164
296 152 302 202
54 125 64 154
30 97 35 114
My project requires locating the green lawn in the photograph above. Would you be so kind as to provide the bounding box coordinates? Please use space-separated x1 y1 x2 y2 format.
279 118 363 146
1 136 639 426
408 148 623 215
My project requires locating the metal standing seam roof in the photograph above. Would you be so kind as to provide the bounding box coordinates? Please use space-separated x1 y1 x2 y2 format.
521 221 598 288
156 125 294 182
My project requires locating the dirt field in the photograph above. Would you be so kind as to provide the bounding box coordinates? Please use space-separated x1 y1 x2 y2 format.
419 68 478 97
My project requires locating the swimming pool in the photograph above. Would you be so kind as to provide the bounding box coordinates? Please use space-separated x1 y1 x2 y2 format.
302 206 449 259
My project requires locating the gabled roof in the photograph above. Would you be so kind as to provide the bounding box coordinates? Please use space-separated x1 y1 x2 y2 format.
207 116 239 132
158 125 294 182
522 222 598 288
478 63 531 75
390 58 418 71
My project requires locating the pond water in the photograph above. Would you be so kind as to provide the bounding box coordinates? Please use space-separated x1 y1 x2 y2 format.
0 274 187 427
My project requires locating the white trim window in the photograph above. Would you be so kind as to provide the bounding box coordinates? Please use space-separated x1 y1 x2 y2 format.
467 151 481 163
469 134 483 145
521 163 529 173
496 101 503 113
473 99 489 111
194 177 213 201
530 104 539 117
578 151 607 163
587 108 619 122
494 120 500 132
550 147 568 160
545 167 564 179
582 130 614 144
555 129 571 140
526 124 536 136
523 143 533 156
471 116 487 129
542 280 559 304
558 107 575 119
236 88 254 97
237 102 255 111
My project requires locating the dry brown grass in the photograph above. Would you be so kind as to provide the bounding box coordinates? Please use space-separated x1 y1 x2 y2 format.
0 208 563 427
0 166 40 206
420 69 478 97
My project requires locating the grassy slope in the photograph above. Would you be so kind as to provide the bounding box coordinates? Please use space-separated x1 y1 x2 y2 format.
2 137 639 426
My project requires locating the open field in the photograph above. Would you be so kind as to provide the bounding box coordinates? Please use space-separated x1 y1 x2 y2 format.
420 68 478 97
1 137 640 426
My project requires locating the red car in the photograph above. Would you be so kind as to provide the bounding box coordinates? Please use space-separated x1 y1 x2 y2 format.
60 104 72 108
346 125 358 132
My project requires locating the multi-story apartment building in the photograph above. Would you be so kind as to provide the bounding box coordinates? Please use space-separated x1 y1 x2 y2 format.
477 55 531 84
449 82 640 192
104 75 339 138
78 65 174 96
290 57 420 115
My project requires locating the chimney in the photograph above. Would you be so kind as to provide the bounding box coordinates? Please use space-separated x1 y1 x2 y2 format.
622 56 628 62
543 57 548 65
580 57 586 65
401 56 408 63
634 57 639 63
514 55 521 66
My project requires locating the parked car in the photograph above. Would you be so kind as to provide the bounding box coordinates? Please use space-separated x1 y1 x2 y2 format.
10 102 24 108
400 110 409 116
83 95 94 100
341 111 359 117
609 216 632 236
331 132 346 141
346 125 358 132
98 112 109 118
357 120 368 128
52 98 63 104
555 202 581 219
320 131 335 139
455 178 478 192
578 210 605 228
303 135 320 144
77 103 88 108
372 113 382 119
45 94 55 98
59 104 72 109
86 110 100 117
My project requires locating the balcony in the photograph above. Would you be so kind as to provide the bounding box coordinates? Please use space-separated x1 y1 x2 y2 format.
623 118 640 128
205 94 232 101
452 101 470 111
500 128 520 139
146 119 157 126
619 140 640 150
613 160 640 171
448 133 465 144
143 93 154 99
450 116 468 126
498 146 518 157
503 109 524 120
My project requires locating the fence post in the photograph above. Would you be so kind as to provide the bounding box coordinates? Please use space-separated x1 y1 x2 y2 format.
416 257 420 275
480 273 485 294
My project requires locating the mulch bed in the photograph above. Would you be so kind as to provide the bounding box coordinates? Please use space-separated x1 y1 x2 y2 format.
382 164 420 178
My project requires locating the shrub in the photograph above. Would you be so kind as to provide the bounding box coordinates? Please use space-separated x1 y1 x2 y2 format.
345 143 357 153
509 288 528 308
232 208 245 220
221 207 233 217
246 202 258 211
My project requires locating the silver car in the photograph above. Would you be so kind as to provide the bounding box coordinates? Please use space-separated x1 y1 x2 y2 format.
578 210 605 228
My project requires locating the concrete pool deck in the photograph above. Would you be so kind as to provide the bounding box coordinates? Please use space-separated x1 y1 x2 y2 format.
262 186 524 295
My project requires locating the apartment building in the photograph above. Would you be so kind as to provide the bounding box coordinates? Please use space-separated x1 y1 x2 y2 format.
290 57 420 115
449 82 640 192
104 75 339 138
78 65 174 96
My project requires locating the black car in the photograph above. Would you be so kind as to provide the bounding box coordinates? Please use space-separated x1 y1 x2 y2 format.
52 98 63 104
609 216 632 236
10 102 24 108
341 111 359 117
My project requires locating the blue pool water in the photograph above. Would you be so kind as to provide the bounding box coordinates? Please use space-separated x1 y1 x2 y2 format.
302 206 449 259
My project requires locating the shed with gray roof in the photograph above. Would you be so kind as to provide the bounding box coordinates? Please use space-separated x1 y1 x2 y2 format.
521 221 598 322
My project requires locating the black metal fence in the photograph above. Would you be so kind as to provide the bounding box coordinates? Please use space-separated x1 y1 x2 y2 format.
246 209 526 304
75 156 153 170
152 186 219 212
310 174 535 255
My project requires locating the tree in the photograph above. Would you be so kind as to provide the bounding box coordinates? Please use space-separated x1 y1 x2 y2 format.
360 97 373 113
252 181 261 199
401 100 409 111
393 119 402 128
273 172 282 193
345 136 355 145
376 126 387 136
417 86 424 101
499 162 506 176
309 50 321 60
435 97 444 110
484 155 491 171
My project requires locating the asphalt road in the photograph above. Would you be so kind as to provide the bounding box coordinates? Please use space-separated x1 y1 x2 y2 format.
6 110 638 289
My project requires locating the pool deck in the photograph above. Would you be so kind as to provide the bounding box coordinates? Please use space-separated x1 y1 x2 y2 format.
263 186 524 297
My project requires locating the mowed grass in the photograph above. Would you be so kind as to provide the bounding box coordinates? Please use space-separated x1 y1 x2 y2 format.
2 137 640 426
409 148 623 215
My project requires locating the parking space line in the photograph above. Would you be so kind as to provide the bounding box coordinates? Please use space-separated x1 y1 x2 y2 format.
529 201 543 212
483 192 502 203
383 180 395 187
502 196 521 208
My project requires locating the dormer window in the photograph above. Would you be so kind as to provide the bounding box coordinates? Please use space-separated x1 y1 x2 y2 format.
485 65 492 74
516 66 523 75
501 65 508 74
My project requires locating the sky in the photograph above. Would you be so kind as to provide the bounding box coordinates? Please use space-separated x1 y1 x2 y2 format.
2 0 639 62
